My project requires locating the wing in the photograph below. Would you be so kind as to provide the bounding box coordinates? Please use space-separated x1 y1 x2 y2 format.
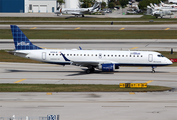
70 60 100 67
71 12 81 15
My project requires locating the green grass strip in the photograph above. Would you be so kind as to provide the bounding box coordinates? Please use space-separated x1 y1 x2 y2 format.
1 22 177 25
0 84 172 92
1 30 177 39
0 15 177 21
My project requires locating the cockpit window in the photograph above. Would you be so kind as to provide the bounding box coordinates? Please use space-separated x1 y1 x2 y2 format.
157 54 164 57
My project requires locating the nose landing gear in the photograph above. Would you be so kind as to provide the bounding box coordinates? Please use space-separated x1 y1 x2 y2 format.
151 66 156 73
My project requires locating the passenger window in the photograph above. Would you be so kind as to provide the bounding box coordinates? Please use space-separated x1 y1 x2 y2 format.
84 54 86 56
88 54 89 56
115 55 117 57
111 55 113 57
95 54 97 56
126 55 128 57
80 54 82 56
122 55 124 57
49 54 50 56
130 55 131 57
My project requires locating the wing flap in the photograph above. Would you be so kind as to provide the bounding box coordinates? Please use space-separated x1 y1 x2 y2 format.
8 51 28 56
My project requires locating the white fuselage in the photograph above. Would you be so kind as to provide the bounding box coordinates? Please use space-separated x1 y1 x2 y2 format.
15 49 172 67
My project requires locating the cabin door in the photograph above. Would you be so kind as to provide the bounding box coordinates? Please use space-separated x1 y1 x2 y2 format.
148 54 153 62
42 52 46 60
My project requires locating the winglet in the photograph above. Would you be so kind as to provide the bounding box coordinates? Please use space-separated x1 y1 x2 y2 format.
91 2 100 12
79 46 82 50
60 52 70 61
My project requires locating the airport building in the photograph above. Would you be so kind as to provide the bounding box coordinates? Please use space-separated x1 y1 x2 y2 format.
0 0 107 13
28 0 56 13
0 0 56 13
0 0 25 13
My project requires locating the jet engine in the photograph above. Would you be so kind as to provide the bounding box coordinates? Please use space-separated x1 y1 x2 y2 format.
98 63 115 72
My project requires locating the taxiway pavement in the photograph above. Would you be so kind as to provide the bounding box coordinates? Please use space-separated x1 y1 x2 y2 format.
0 92 177 119
1 24 177 30
1 62 177 88
1 39 177 51
0 62 177 119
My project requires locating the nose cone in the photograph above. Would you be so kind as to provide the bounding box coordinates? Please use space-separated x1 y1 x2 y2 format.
167 59 173 65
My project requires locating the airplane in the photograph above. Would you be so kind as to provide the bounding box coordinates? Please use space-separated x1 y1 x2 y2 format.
9 25 172 74
54 2 101 17
149 2 177 12
160 1 177 7
147 4 174 18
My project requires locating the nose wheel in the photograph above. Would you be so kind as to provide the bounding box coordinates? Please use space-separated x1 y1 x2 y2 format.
151 66 156 73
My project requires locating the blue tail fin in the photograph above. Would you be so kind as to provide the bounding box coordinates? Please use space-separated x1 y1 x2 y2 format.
10 25 42 50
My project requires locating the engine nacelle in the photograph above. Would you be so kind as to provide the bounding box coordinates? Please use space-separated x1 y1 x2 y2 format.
98 63 115 72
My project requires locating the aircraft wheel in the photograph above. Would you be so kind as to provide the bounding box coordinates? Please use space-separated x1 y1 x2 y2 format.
90 68 95 72
86 69 91 74
151 68 155 73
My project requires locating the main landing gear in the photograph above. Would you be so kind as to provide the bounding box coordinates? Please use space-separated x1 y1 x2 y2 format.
151 66 156 73
85 67 95 74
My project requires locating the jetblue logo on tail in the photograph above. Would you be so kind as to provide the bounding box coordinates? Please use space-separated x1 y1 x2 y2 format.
17 42 30 46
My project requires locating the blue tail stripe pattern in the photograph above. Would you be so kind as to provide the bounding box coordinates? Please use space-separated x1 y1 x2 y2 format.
10 25 42 50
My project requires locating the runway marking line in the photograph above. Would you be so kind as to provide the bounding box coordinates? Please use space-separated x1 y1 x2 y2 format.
75 27 80 30
129 92 135 94
130 47 138 50
119 28 125 30
14 79 27 83
146 80 153 84
30 27 37 29
46 93 52 95
165 28 170 30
